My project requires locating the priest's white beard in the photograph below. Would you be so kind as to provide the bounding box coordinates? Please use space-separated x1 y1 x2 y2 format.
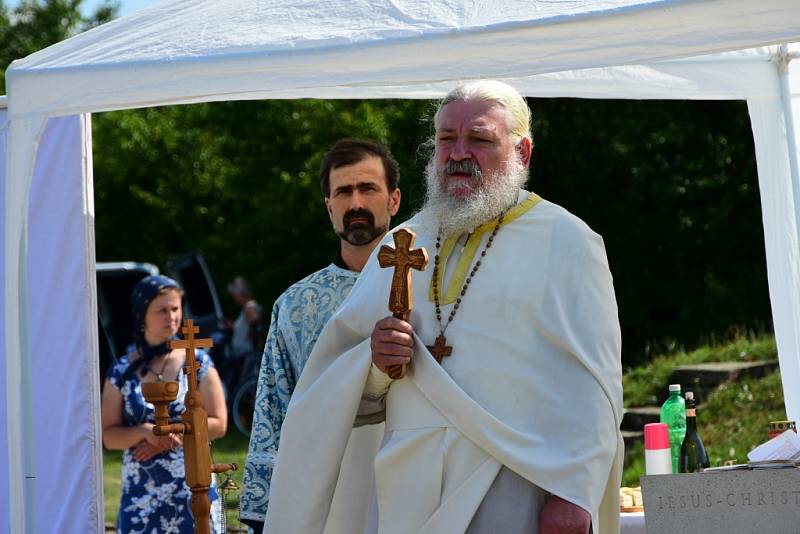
421 154 529 237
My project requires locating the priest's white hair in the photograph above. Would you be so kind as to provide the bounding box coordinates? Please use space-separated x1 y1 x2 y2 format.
434 80 532 144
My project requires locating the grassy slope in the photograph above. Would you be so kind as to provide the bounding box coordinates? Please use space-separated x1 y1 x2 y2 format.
622 335 778 407
622 334 785 486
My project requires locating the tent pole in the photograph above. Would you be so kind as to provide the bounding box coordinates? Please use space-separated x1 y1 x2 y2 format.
777 45 800 223
774 44 800 421
5 116 46 534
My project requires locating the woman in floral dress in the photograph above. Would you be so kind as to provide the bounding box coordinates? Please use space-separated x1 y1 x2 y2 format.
101 275 227 533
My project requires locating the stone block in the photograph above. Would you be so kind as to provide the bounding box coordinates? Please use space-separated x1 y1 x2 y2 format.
641 467 800 533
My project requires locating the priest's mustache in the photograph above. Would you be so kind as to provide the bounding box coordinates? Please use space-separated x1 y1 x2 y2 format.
442 159 482 179
343 208 375 228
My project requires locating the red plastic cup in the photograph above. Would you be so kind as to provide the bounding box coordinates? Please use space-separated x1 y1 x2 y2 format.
644 422 672 475
644 422 670 450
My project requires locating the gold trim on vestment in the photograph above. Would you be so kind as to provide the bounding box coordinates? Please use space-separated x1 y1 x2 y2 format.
428 192 543 305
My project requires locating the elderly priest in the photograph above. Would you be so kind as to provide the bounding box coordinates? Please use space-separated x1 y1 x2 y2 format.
265 80 623 534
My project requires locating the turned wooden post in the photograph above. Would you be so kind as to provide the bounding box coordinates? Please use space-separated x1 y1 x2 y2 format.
141 319 236 534
377 228 428 379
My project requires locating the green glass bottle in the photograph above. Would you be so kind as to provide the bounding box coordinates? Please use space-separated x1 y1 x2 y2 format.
678 391 710 473
659 383 686 473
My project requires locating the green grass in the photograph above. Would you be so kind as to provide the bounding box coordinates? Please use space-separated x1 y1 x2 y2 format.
622 334 777 408
621 334 786 486
103 449 123 524
103 430 251 530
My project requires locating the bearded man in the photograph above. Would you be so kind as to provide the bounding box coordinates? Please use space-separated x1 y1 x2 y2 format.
240 138 401 532
265 82 623 534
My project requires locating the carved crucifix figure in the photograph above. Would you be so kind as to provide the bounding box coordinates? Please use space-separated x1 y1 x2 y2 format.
377 228 428 379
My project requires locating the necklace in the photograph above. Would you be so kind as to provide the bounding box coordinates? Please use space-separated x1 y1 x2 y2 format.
148 353 172 382
427 212 505 363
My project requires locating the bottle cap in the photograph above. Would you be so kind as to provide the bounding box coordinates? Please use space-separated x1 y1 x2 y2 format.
685 391 694 401
669 384 681 393
644 423 670 450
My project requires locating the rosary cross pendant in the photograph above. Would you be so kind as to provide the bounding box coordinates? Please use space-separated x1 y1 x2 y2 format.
427 334 453 364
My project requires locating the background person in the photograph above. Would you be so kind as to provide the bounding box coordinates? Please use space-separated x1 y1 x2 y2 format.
239 138 402 532
220 275 264 392
101 274 228 534
227 276 263 360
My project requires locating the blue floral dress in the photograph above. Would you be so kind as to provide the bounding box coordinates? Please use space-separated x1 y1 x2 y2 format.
107 351 222 534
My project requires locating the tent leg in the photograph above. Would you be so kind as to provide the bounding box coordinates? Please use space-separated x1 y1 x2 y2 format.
777 45 800 232
5 115 47 534
748 47 800 423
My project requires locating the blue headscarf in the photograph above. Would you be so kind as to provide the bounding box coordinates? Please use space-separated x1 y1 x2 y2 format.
123 274 182 381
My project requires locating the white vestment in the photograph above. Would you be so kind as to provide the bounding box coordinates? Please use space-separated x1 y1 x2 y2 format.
266 191 624 534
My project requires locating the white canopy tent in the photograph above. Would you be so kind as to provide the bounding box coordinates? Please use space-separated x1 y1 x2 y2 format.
4 0 800 532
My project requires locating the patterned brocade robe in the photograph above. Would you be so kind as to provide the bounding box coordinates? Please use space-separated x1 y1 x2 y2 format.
240 263 358 525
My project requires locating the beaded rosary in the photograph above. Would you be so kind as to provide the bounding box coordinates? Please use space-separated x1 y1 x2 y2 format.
427 212 506 363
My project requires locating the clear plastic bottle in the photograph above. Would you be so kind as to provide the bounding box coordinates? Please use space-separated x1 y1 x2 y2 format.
659 384 686 473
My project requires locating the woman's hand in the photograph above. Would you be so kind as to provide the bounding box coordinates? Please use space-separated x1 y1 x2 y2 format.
133 432 182 462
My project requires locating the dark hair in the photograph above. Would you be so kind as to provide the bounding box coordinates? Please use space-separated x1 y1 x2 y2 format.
319 138 400 197
122 275 183 381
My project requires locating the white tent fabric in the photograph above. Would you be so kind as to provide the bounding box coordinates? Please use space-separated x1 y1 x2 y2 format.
0 104 102 534
8 0 800 117
4 1 800 532
0 103 9 534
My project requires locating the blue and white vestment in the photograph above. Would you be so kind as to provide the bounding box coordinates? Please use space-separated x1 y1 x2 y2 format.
240 263 358 526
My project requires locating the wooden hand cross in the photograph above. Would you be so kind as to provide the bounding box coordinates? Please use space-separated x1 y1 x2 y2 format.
170 319 213 392
377 228 428 379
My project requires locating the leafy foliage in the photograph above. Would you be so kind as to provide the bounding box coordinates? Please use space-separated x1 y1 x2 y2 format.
91 99 433 317
0 0 117 93
700 371 786 465
528 98 770 365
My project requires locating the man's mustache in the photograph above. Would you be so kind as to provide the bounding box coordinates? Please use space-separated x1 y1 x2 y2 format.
343 208 375 227
441 159 482 178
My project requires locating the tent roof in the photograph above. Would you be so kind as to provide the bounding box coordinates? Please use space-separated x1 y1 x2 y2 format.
7 0 800 118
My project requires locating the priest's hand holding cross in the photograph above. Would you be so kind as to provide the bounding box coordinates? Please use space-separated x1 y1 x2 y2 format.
373 228 428 379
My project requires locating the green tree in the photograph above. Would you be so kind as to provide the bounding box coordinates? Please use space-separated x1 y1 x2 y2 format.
0 0 117 93
92 99 433 318
528 98 769 363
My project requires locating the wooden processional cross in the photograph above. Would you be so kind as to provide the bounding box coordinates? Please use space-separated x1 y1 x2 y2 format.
140 319 237 534
377 228 429 379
